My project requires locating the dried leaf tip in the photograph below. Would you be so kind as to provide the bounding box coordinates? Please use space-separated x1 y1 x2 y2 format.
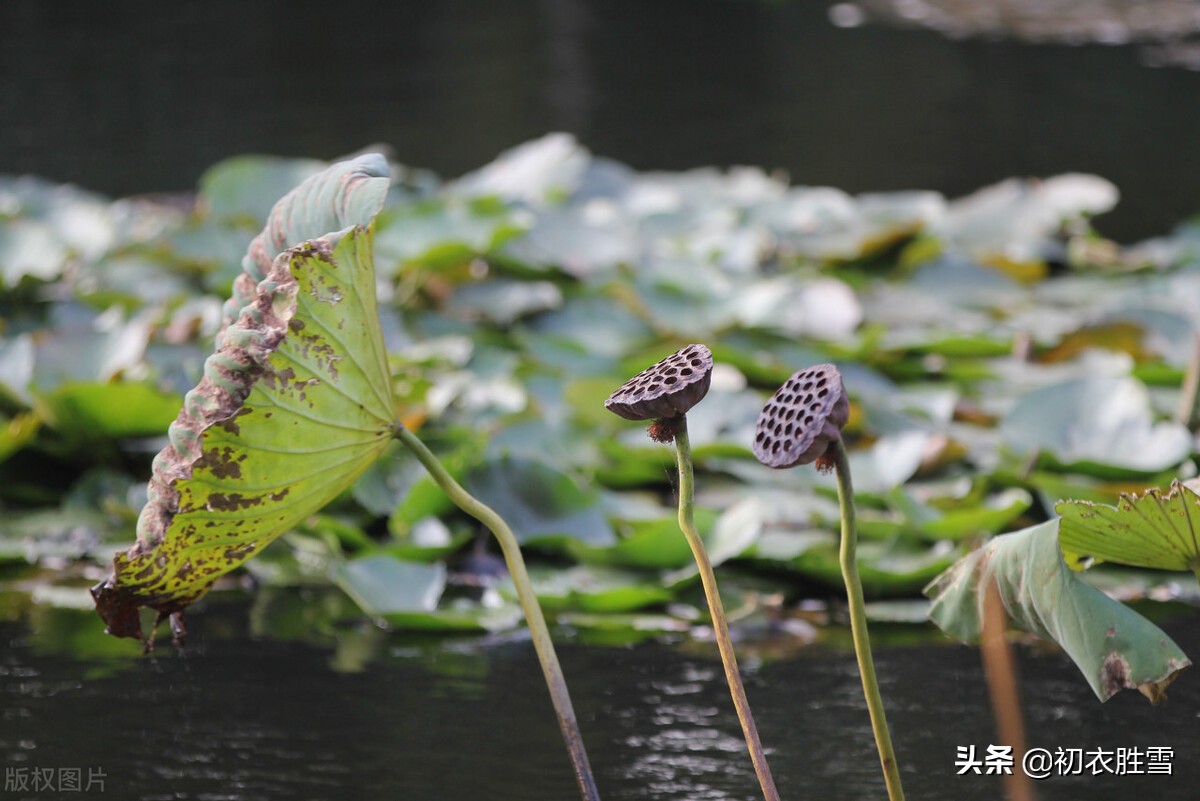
753 363 849 469
605 344 713 422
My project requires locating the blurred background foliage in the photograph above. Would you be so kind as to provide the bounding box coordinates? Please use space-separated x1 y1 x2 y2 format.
3 132 1200 642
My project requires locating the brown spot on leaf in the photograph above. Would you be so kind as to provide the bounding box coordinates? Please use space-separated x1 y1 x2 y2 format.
223 543 257 563
1101 652 1133 697
206 491 263 512
195 446 245 480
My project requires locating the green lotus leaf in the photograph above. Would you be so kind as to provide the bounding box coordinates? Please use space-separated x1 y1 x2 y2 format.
333 553 521 633
91 157 395 643
566 508 717 570
1026 469 1178 511
802 536 957 595
199 154 327 222
222 154 390 323
557 611 690 646
519 563 674 613
334 555 443 616
0 412 39 464
39 381 183 440
463 455 616 548
1057 479 1200 577
926 520 1190 702
1000 376 1191 478
373 198 528 272
889 487 1033 541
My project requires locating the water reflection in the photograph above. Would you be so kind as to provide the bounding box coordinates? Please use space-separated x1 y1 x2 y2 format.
2 602 1199 800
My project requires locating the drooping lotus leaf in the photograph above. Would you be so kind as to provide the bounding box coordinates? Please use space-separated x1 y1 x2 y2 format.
1057 479 1200 577
222 154 391 325
926 520 1190 702
92 156 394 642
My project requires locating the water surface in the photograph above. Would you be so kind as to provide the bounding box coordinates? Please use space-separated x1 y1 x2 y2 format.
4 599 1199 800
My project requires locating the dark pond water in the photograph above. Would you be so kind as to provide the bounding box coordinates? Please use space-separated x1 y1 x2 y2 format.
4 595 1200 800
4 0 1200 242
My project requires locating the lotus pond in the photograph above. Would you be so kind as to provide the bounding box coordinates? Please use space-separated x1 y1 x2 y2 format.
8 3 1200 796
3 132 1200 797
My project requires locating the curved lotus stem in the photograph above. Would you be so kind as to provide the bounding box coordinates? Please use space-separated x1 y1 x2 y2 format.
393 425 601 801
829 440 905 801
675 418 781 801
754 365 904 801
606 345 780 801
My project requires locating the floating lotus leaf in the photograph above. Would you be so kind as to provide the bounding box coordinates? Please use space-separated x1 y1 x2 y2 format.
199 154 326 222
1057 479 1200 577
1000 375 1192 477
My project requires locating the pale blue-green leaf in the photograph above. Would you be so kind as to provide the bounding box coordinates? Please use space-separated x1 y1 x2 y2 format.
445 279 563 325
892 487 1033 541
373 199 526 268
199 155 327 221
932 174 1117 262
664 497 766 586
451 132 590 205
531 294 652 359
734 277 862 340
334 554 445 616
0 219 68 285
464 456 616 547
501 205 636 277
335 556 516 631
0 334 35 406
1000 376 1191 476
811 431 931 495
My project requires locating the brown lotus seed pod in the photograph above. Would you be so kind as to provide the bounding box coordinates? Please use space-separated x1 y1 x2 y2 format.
605 344 713 422
753 363 849 469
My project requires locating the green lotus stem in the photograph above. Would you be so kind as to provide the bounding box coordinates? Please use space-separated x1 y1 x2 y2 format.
831 440 905 801
393 425 601 801
674 418 781 801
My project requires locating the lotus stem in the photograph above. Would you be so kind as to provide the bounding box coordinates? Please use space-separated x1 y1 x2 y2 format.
1174 330 1200 428
393 425 601 801
831 440 905 801
674 417 781 801
981 579 1036 801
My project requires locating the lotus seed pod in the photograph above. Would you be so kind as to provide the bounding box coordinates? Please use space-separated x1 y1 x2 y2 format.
753 363 849 469
605 344 713 422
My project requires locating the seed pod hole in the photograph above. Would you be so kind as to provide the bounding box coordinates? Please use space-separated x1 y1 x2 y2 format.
753 363 849 469
604 344 714 422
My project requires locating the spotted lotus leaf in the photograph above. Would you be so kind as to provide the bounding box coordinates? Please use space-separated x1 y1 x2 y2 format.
92 157 394 645
222 154 390 326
